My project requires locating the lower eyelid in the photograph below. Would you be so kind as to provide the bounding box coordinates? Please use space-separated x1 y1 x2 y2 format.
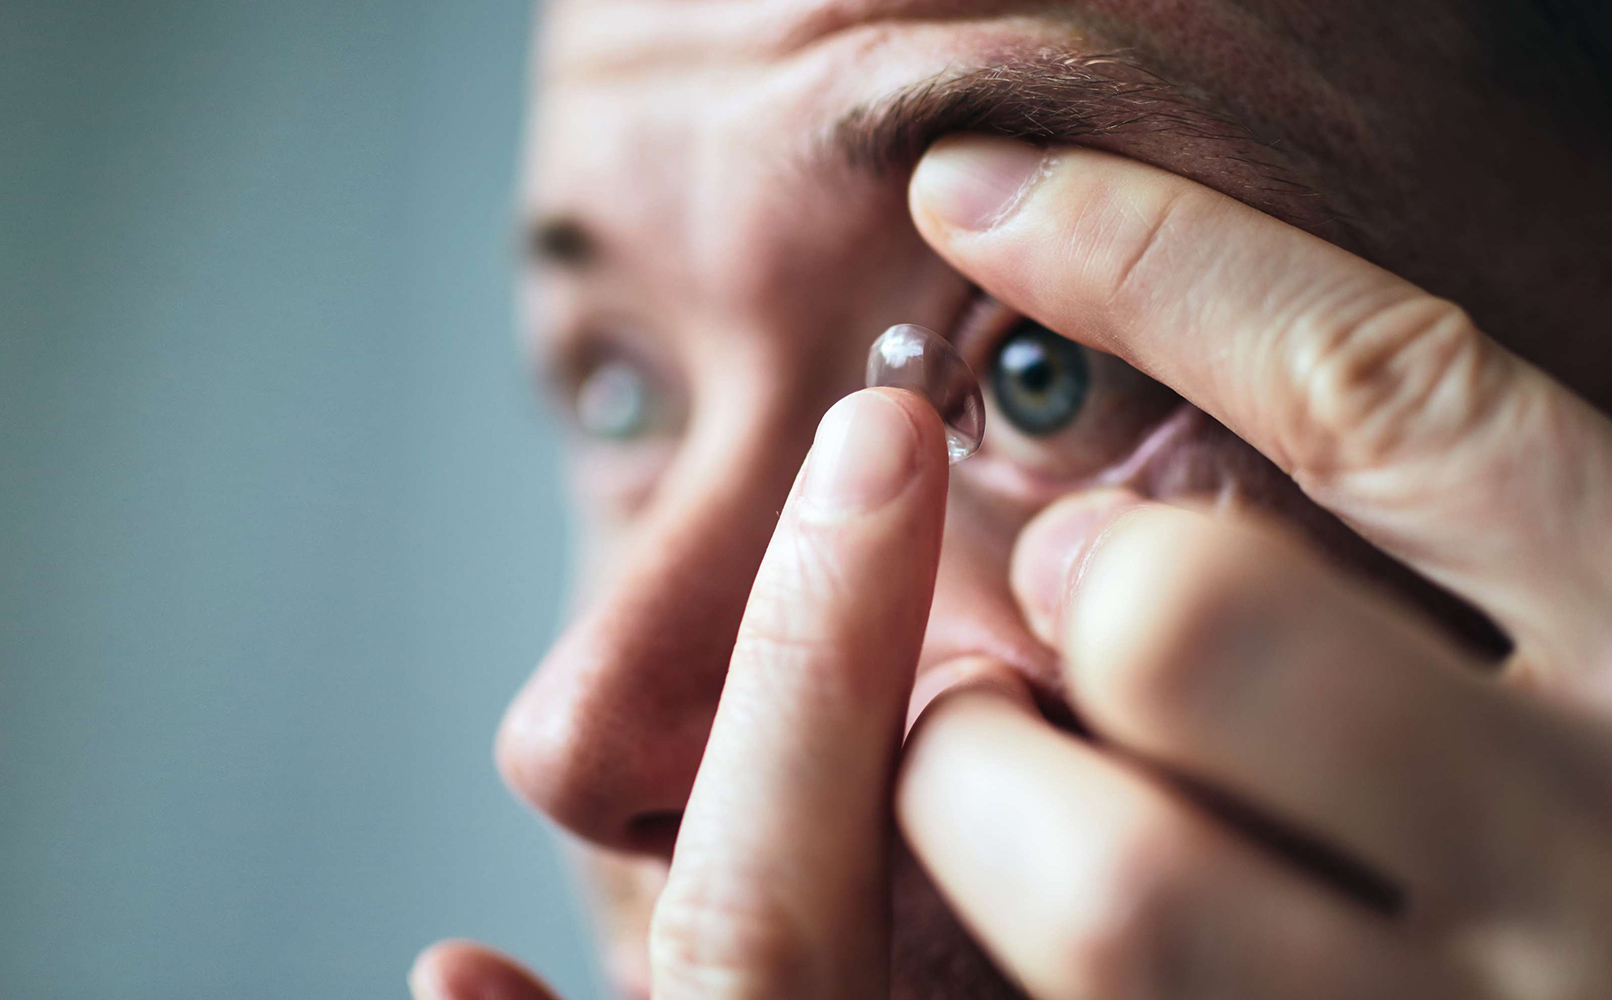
966 399 1200 507
977 345 1182 480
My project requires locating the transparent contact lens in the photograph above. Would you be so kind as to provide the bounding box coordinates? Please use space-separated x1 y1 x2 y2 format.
866 324 986 463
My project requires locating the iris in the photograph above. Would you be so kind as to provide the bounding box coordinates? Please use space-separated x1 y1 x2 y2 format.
988 319 1089 435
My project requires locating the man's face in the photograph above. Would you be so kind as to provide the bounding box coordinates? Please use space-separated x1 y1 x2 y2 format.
500 2 1602 997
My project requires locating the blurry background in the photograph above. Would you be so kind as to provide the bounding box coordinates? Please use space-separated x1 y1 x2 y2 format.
0 2 600 997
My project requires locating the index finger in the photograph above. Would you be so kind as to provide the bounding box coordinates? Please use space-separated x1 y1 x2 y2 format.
909 136 1612 671
650 388 949 1000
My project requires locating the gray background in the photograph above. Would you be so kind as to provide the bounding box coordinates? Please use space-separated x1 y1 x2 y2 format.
1 2 600 997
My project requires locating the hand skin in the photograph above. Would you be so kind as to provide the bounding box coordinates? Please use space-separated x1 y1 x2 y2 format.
894 137 1612 999
445 2 1612 997
417 388 953 1000
415 138 1612 999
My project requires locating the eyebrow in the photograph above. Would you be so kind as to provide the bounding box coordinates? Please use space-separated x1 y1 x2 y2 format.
527 52 1308 276
827 51 1260 175
525 214 598 269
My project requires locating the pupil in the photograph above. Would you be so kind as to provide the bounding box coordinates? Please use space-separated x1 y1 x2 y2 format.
989 320 1089 436
1019 357 1054 394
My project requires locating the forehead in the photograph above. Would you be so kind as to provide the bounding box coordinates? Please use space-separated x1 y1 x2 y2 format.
523 1 1069 299
519 0 1357 218
537 0 1035 77
517 0 1408 336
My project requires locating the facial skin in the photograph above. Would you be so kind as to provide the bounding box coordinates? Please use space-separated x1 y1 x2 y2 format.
492 2 1612 998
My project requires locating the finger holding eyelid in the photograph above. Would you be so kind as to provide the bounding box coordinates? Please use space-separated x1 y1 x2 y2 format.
1009 487 1149 646
911 135 1612 673
898 686 1458 1000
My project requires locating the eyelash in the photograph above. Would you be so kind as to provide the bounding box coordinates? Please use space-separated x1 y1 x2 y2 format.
946 286 1021 367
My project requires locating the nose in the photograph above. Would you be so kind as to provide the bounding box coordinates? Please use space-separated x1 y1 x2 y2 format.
495 449 799 855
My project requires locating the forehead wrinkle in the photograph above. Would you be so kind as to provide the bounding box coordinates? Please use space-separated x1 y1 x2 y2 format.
545 0 1052 78
542 1 762 83
764 0 1045 55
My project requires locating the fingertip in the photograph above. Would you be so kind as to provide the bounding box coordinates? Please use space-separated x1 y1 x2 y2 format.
865 385 949 472
1009 489 1146 646
896 667 1043 850
410 940 557 1000
408 942 455 1000
800 388 945 516
1059 504 1241 715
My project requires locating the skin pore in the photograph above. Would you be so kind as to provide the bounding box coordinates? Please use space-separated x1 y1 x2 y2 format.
479 2 1612 998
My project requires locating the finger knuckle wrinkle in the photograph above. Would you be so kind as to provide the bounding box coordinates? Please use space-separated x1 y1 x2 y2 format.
1284 294 1487 479
1094 186 1196 308
651 880 810 999
732 619 836 666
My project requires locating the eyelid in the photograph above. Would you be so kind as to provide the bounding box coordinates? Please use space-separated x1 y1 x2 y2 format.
533 316 667 396
945 289 1028 371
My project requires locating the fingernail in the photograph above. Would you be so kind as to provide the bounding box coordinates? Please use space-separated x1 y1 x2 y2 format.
911 136 1050 231
802 389 919 513
1011 489 1142 644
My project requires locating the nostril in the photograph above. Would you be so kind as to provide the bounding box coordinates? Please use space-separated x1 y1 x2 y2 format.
625 810 683 856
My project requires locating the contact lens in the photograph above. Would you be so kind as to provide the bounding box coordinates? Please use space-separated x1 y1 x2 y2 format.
865 324 985 463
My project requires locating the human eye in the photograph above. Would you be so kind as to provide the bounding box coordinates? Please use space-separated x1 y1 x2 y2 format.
987 318 1091 436
545 328 684 443
951 291 1181 492
572 356 658 441
540 325 687 508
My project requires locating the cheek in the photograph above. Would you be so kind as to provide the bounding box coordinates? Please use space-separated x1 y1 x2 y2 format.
571 847 666 995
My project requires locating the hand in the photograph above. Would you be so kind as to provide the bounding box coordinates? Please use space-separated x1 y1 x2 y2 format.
412 388 954 1000
894 135 1612 998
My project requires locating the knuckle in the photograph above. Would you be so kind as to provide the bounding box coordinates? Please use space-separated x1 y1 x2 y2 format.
1281 293 1495 480
1086 181 1203 311
650 875 810 1000
1048 801 1203 998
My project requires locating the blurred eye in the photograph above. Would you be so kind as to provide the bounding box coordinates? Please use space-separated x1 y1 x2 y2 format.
575 358 651 440
988 319 1090 435
547 337 685 511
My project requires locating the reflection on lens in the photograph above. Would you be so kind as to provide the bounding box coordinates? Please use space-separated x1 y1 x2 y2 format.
865 324 985 463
